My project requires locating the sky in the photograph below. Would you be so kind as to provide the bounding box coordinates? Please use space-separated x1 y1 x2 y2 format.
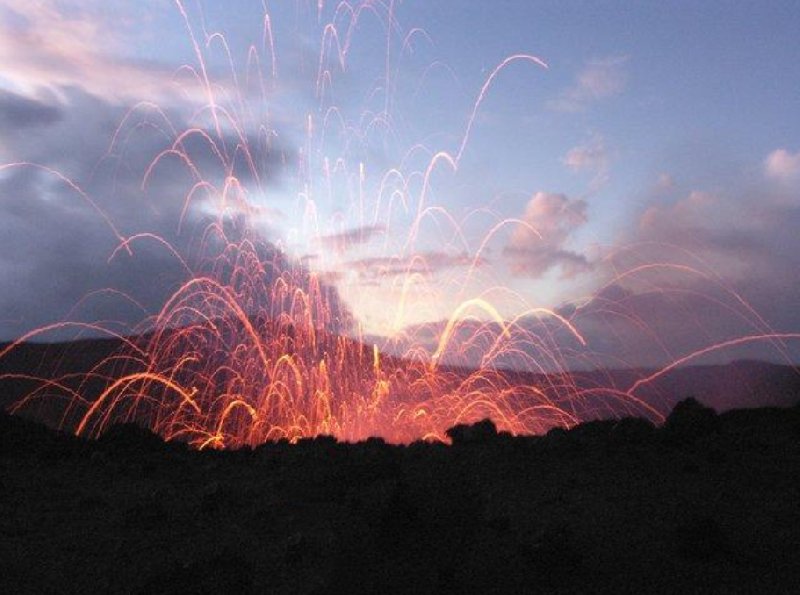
1 0 799 369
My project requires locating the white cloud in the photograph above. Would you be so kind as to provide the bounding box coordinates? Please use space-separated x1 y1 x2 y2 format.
562 135 610 191
548 56 628 112
504 192 590 278
764 149 800 183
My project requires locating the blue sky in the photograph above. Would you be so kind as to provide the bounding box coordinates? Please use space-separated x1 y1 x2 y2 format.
1 0 799 367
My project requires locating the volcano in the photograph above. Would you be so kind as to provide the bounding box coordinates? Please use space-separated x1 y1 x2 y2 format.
3 325 799 446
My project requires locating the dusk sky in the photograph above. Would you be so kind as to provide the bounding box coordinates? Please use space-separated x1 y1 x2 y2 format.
1 0 799 369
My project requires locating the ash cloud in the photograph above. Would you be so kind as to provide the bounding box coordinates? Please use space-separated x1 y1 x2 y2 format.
0 86 332 341
0 89 62 131
0 2 351 342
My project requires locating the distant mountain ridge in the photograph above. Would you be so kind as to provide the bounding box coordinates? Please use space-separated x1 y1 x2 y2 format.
2 332 799 434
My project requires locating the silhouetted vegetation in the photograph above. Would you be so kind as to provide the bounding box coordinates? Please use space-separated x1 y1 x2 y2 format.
2 397 800 593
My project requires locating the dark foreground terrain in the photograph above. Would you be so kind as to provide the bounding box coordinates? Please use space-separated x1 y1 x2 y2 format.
2 398 799 594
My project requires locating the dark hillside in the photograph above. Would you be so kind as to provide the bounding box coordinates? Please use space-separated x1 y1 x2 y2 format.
1 399 799 593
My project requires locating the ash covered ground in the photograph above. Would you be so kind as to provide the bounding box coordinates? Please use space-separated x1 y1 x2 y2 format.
2 398 800 594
